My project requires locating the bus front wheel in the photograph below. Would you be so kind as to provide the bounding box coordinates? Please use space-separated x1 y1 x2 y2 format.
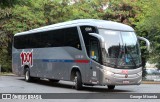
74 71 82 90
107 85 115 90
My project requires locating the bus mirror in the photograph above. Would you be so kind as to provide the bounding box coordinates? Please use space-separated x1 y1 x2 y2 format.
89 33 105 48
138 36 151 52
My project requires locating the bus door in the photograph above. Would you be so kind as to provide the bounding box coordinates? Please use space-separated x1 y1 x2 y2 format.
88 37 101 84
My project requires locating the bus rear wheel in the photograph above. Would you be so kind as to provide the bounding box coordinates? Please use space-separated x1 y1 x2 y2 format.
107 85 115 90
25 68 33 82
74 71 82 90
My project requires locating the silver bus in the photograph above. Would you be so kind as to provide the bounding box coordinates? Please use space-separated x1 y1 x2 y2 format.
12 19 150 90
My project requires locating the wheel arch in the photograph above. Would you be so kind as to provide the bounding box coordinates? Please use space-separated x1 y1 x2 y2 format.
70 66 82 81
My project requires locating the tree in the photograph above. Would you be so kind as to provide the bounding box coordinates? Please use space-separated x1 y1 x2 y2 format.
68 0 109 19
0 0 22 72
1 0 103 72
1 0 160 72
135 0 160 69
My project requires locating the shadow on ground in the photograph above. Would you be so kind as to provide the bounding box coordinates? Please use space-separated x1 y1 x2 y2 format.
19 78 133 93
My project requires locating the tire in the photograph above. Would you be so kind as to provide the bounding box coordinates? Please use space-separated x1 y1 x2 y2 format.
107 85 115 90
74 71 83 90
49 79 59 83
25 68 33 82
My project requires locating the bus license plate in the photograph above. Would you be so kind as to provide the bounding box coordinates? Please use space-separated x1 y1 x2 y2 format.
123 81 129 84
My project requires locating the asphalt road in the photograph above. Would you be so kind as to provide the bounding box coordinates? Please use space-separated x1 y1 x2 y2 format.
0 75 160 102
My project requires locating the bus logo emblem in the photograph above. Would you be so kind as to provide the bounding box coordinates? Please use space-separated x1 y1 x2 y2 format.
122 70 128 74
20 50 33 67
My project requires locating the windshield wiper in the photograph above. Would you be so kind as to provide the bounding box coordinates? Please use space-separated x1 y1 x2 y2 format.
124 45 137 68
102 48 118 68
104 62 117 68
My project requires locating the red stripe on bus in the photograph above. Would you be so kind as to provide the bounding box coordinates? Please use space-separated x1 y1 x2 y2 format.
75 60 90 63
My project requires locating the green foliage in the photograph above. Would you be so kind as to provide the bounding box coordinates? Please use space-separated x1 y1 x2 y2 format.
0 0 19 72
2 0 105 34
1 0 105 72
102 0 142 26
0 31 12 72
0 0 19 8
3 0 47 34
69 0 109 19
135 0 160 69
43 0 73 24
0 7 12 20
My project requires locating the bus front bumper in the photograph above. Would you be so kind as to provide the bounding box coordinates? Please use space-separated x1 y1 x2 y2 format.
101 68 142 85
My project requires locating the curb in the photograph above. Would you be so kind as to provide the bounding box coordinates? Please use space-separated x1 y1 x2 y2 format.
0 73 15 76
142 81 160 84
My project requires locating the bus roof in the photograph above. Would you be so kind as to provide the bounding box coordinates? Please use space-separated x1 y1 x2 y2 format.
15 19 134 36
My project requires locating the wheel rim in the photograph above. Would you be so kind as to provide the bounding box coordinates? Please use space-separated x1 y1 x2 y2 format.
74 76 77 86
25 71 29 81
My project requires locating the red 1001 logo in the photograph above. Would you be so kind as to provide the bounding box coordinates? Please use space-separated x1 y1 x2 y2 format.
20 50 33 67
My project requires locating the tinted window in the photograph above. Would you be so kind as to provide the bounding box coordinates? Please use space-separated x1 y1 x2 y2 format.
90 37 101 63
28 33 41 48
14 35 29 49
64 27 81 50
14 27 81 50
41 30 65 47
80 26 98 56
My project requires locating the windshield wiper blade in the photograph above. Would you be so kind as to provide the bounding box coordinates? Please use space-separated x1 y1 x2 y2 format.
103 61 117 68
125 45 137 67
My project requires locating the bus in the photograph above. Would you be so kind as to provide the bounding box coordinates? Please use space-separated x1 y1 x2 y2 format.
12 19 150 90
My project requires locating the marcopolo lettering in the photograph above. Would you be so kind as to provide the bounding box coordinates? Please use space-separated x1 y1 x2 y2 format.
20 50 33 67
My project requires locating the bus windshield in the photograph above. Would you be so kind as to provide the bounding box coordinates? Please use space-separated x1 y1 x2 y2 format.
99 29 141 69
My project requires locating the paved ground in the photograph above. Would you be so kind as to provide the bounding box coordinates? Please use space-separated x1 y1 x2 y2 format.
0 75 160 102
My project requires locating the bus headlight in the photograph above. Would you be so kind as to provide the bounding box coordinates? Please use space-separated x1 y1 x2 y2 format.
105 70 114 76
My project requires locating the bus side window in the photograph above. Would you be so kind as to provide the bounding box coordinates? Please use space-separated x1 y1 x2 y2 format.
89 37 100 63
64 27 81 50
80 26 98 57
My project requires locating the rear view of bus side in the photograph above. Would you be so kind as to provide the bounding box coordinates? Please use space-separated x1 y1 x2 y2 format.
12 19 150 90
